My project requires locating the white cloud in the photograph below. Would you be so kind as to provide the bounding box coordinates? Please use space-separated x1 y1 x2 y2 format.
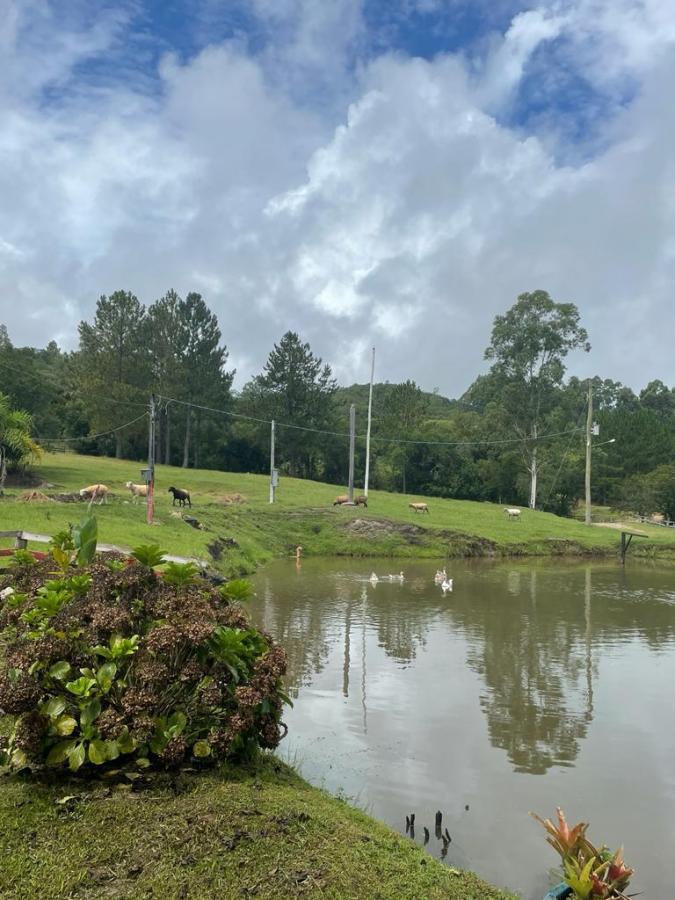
0 0 674 395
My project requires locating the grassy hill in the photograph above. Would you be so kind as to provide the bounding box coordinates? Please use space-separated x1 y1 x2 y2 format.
1 452 674 574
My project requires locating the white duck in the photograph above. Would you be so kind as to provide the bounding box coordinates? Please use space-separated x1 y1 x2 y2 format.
369 572 379 584
387 571 405 582
434 568 447 583
441 577 453 593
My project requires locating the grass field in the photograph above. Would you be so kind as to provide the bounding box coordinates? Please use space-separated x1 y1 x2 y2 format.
0 757 515 900
1 452 674 574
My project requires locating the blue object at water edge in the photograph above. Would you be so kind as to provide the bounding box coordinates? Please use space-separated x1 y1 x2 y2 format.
543 885 572 900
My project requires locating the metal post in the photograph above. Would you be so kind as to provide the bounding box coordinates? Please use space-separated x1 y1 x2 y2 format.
269 419 276 504
585 381 593 525
348 404 356 502
147 394 156 525
364 347 375 498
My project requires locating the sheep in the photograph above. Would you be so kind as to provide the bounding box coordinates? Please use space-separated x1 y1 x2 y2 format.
168 486 191 508
409 502 429 514
504 507 521 520
354 495 368 507
125 482 148 503
333 495 350 506
79 484 109 504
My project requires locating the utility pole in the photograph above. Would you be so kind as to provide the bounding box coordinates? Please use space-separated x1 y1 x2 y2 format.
348 404 356 502
585 381 593 525
269 419 276 504
147 393 156 526
364 347 375 498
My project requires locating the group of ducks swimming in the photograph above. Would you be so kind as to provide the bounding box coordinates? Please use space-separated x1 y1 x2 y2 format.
369 571 405 584
367 569 453 592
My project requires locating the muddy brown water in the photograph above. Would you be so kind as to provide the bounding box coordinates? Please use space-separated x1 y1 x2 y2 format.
250 557 675 899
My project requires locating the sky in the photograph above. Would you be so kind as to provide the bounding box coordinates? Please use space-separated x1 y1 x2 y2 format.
1 0 674 397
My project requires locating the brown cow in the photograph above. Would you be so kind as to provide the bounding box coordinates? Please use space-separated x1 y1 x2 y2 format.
409 502 429 514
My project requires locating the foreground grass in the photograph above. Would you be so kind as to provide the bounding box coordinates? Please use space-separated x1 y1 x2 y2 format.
1 452 674 574
0 758 515 900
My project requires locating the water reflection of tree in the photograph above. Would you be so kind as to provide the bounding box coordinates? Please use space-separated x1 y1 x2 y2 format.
452 569 595 774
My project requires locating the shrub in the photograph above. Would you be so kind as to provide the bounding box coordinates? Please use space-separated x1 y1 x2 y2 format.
0 541 288 774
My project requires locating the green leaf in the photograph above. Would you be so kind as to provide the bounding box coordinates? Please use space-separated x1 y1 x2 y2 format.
73 515 97 566
49 661 71 681
88 740 107 765
46 740 76 766
136 757 151 769
55 716 77 736
66 676 97 697
43 697 66 719
104 741 120 761
80 698 101 727
192 740 211 758
167 711 187 737
96 662 117 692
68 742 86 771
116 727 135 754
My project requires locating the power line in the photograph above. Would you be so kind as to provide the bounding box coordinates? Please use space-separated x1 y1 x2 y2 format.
36 412 148 444
157 393 585 449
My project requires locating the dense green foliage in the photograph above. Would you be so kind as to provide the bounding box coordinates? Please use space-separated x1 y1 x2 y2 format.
1 289 674 516
0 533 288 773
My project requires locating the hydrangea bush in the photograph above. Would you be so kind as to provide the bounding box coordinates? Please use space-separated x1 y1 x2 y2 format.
0 526 288 773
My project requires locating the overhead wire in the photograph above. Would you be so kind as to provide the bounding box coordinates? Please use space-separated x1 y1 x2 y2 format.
157 393 585 449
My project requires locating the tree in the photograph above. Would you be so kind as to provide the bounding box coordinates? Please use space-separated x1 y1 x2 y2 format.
174 293 234 468
0 393 41 492
484 291 590 508
379 381 430 493
77 291 149 458
241 332 337 478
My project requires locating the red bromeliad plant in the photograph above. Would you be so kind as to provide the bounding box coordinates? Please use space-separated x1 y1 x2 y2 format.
531 808 635 899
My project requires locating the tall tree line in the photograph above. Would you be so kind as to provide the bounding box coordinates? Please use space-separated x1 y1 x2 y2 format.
1 289 674 519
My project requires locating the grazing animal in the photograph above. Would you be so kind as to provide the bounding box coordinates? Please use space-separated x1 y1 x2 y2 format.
409 502 429 514
79 484 109 504
333 494 350 506
441 578 453 593
504 507 521 520
354 495 368 507
125 482 148 503
168 486 191 508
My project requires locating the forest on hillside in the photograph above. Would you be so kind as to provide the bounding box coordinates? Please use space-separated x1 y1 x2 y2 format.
1 289 674 519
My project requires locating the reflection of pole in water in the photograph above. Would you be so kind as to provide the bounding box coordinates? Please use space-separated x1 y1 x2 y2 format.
361 585 368 734
343 593 352 698
530 569 537 606
584 566 594 718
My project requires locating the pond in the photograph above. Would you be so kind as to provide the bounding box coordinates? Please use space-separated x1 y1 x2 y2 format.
250 557 675 899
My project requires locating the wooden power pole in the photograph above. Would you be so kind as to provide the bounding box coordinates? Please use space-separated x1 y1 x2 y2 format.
585 382 593 526
348 404 356 502
364 347 375 498
147 393 156 525
269 419 276 504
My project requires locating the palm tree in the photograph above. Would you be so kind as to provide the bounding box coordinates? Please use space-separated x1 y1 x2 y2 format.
0 392 41 493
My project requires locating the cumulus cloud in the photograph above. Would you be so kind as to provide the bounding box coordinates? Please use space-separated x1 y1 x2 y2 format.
0 0 674 395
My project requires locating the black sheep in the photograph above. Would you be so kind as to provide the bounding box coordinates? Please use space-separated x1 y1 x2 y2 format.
168 486 191 508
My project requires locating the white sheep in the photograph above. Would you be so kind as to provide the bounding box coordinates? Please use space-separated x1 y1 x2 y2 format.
504 507 521 520
79 484 109 504
125 481 148 503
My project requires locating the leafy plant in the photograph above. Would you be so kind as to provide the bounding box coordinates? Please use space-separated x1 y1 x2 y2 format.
131 544 166 568
531 808 634 899
0 538 289 775
219 579 254 604
8 550 36 569
72 515 97 567
162 561 200 587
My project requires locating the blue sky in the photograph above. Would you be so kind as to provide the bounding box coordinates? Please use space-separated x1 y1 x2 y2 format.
1 0 674 393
